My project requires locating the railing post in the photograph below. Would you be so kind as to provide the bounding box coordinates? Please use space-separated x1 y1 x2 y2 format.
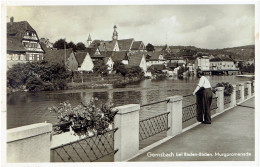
252 80 255 96
7 123 52 162
216 87 224 113
114 104 140 162
239 83 245 102
245 81 252 98
166 96 183 136
231 84 237 107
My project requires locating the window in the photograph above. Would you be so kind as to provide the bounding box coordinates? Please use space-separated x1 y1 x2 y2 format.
36 55 40 61
29 54 34 61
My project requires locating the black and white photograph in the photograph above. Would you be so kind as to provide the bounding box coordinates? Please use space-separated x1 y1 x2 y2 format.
0 1 259 166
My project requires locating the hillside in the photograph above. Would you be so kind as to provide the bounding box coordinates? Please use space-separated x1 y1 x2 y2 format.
154 45 255 61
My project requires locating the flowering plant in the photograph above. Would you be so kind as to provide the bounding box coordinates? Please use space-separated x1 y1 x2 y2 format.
215 82 234 96
49 98 117 136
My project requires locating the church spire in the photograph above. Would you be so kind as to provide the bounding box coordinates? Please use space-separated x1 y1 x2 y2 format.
86 34 92 47
112 25 118 40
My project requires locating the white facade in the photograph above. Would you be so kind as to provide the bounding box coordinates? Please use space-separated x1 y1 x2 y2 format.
106 57 114 71
122 60 128 65
210 61 237 70
195 56 210 71
146 54 166 67
78 53 94 72
140 55 148 72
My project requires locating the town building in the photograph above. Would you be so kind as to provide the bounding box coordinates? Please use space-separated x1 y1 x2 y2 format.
128 53 147 73
44 48 78 71
75 52 94 72
84 47 105 62
7 17 44 68
40 38 53 49
86 34 92 47
130 41 146 53
146 52 166 67
210 57 239 75
194 56 210 72
104 57 114 73
87 25 146 53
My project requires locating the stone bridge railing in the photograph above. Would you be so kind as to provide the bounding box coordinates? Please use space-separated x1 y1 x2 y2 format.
6 80 255 162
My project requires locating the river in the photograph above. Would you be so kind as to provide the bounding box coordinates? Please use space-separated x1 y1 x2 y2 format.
7 75 251 129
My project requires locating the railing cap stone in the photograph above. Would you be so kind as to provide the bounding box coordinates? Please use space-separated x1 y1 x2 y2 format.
216 87 224 91
7 123 52 142
114 104 140 115
167 95 183 102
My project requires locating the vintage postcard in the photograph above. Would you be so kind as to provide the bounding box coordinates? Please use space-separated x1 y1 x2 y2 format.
1 1 259 167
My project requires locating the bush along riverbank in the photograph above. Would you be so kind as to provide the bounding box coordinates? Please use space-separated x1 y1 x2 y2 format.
7 61 71 93
7 61 145 93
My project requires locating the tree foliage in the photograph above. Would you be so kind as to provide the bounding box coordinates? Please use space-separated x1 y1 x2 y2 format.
53 38 67 50
76 42 86 51
146 43 155 52
238 62 255 73
113 61 127 76
93 60 109 76
67 41 77 52
53 39 86 51
7 61 71 91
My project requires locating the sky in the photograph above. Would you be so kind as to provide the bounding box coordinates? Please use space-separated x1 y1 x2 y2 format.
7 5 255 49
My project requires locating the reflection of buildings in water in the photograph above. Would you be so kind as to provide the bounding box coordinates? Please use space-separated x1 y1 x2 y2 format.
140 89 147 105
80 92 93 104
112 91 141 107
108 90 113 104
93 92 108 105
139 79 151 89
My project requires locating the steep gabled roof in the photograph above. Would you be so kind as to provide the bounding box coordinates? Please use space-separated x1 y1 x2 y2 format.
128 53 144 67
44 48 74 64
89 40 117 52
146 51 165 61
111 51 128 62
117 38 134 51
7 21 42 53
7 36 27 52
131 41 143 50
100 51 114 57
75 51 88 66
7 21 35 36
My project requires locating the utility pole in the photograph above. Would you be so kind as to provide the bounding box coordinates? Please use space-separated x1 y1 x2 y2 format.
64 40 66 68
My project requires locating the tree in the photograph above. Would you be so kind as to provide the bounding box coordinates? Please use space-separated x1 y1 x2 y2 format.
113 61 127 76
67 41 77 52
76 42 86 51
93 60 108 76
146 43 155 52
53 38 67 50
7 61 71 91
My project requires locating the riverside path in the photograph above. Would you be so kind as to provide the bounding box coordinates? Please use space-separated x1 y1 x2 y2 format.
131 97 255 161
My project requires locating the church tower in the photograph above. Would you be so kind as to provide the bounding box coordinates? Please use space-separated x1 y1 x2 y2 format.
86 34 92 47
112 25 118 40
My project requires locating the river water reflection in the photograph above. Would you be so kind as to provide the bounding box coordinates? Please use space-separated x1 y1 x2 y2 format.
7 75 250 129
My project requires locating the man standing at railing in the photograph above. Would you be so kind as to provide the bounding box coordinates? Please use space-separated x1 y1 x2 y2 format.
192 70 213 124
